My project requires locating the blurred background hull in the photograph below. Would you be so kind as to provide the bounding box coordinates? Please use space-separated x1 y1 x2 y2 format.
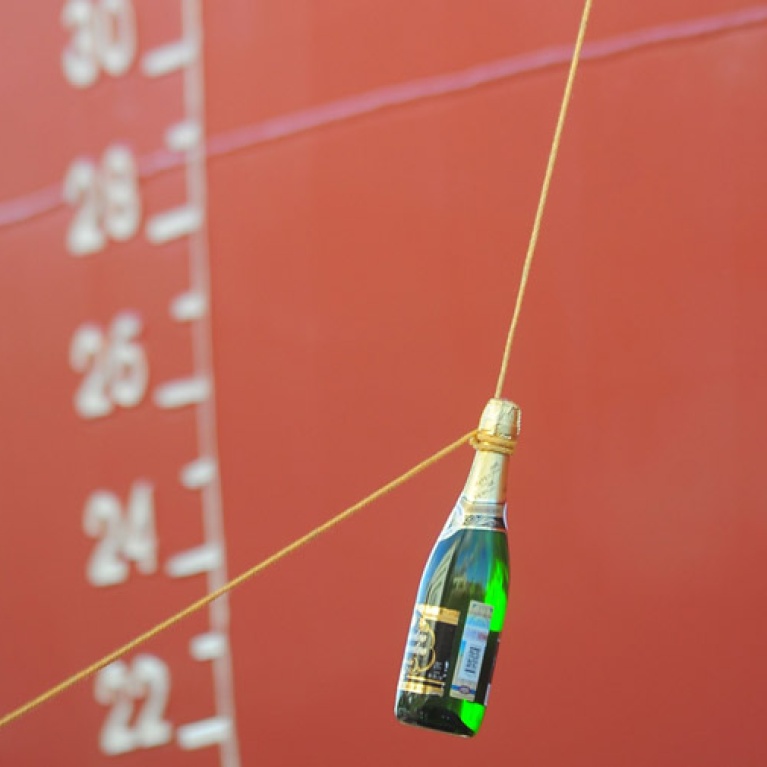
1 2 766 765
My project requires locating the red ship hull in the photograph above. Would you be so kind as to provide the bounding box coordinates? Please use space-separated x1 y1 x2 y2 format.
1 2 766 766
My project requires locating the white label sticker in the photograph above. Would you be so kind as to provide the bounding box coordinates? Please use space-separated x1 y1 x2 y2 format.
450 600 493 701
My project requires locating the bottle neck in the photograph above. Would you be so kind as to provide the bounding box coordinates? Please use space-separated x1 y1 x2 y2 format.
460 449 508 506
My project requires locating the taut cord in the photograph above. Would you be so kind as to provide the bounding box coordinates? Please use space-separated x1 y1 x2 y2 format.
494 0 593 398
0 0 593 731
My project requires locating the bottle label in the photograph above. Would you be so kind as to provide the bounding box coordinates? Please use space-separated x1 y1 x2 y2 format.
398 604 460 696
449 600 494 702
439 499 506 541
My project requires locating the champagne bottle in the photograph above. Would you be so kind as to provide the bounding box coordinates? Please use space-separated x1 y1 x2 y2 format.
394 397 520 737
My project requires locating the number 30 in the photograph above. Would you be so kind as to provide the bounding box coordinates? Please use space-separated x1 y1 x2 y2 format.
61 0 137 88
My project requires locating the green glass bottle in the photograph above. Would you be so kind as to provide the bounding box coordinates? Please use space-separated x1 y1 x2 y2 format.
395 397 520 737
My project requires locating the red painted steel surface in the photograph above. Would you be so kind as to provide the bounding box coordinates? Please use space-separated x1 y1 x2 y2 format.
1 2 766 766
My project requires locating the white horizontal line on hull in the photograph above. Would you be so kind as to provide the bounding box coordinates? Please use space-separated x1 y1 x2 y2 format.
181 457 217 489
154 377 210 409
177 716 232 750
176 716 232 751
146 205 202 244
166 119 202 152
166 544 222 578
170 290 207 322
190 632 228 661
141 39 198 77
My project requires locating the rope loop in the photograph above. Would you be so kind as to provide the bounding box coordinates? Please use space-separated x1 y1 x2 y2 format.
469 430 516 456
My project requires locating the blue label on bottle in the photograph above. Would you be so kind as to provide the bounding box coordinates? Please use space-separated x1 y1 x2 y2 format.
449 600 493 702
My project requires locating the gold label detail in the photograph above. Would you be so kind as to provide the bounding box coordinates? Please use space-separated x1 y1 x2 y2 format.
409 615 436 675
399 680 445 695
417 604 460 625
398 604 461 696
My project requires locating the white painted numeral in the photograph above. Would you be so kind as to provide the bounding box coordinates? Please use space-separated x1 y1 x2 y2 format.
83 480 157 587
70 312 148 419
101 145 142 241
61 0 137 88
64 145 141 256
95 655 172 755
61 0 99 88
64 159 103 255
96 0 138 76
132 656 173 747
95 662 134 754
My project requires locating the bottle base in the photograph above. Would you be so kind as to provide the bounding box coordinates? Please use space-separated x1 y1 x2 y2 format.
395 706 476 738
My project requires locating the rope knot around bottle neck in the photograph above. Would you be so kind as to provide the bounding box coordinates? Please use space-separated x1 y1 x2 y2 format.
469 429 516 456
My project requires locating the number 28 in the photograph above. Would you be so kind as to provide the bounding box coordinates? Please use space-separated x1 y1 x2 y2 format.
64 145 141 257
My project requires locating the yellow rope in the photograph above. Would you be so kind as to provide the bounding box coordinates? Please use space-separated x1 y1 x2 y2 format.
494 0 593 398
469 430 516 456
0 0 594 733
0 430 475 729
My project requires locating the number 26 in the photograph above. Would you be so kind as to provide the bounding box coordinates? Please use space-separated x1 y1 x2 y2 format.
69 311 148 420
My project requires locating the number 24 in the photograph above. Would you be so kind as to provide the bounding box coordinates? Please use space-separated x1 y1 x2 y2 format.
83 480 157 587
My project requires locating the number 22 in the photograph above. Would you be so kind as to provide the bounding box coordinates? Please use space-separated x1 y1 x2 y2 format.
95 655 172 755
